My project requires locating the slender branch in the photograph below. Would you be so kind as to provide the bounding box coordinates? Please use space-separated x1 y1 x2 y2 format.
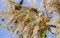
43 0 49 18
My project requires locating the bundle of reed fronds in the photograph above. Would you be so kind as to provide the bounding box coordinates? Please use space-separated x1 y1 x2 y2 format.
0 0 60 38
45 0 60 14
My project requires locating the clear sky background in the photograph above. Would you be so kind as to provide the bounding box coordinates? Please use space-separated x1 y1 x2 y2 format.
0 0 59 38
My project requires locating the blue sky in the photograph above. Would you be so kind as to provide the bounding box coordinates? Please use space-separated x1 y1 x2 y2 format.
0 0 58 38
0 28 16 38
